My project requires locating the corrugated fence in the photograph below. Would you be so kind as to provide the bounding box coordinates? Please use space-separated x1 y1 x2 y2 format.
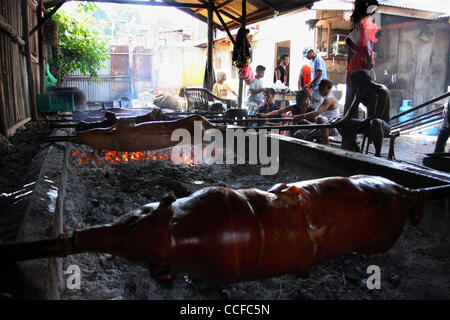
65 46 152 103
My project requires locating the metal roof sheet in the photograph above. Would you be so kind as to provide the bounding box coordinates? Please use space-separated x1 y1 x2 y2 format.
43 0 318 30
379 0 450 14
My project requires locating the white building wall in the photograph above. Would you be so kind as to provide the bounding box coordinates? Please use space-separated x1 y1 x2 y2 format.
250 10 316 91
151 9 316 96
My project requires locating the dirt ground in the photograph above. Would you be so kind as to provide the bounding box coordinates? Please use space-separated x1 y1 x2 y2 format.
60 145 450 300
0 123 448 300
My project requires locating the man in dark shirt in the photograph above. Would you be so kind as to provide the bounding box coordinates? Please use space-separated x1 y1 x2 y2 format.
256 89 330 143
339 70 391 157
254 88 282 126
273 54 290 86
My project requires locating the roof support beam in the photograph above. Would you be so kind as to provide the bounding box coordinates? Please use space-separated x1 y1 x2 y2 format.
30 0 65 36
218 9 241 23
209 0 236 46
380 20 427 30
226 7 272 29
203 2 215 91
259 0 276 11
217 0 236 9
380 5 440 20
237 0 246 109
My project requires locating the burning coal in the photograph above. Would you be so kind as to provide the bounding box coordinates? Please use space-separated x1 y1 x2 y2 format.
71 145 222 168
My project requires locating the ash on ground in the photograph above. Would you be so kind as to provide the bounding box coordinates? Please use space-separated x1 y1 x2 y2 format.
61 146 450 300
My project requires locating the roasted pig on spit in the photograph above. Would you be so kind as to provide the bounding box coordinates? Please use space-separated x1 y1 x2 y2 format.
1 175 448 285
71 107 152 122
76 108 175 132
42 115 224 152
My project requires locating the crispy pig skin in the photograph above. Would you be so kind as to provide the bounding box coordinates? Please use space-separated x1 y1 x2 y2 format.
75 114 222 151
72 175 416 284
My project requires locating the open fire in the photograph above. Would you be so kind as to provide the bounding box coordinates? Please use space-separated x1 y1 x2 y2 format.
71 147 220 168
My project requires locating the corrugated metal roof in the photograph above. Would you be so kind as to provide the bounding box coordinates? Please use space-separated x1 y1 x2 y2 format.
44 0 319 30
379 0 449 14
310 0 450 15
171 0 317 30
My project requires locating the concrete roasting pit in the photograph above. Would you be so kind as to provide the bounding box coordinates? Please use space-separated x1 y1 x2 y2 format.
1 127 449 300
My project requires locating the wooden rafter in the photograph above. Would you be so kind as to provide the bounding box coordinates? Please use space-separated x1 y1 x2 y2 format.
210 0 236 46
218 8 241 23
226 7 272 29
217 0 236 10
259 0 276 11
30 1 65 36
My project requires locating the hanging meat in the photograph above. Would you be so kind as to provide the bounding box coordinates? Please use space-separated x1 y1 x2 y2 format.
1 175 447 285
232 27 252 69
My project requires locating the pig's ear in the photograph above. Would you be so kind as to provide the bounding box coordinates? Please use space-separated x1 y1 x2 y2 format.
267 183 288 194
151 192 177 219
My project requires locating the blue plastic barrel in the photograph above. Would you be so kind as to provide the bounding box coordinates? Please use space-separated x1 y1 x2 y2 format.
421 116 440 135
398 99 413 123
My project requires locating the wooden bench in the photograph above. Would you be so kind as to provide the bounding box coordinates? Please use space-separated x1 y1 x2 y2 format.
180 87 233 112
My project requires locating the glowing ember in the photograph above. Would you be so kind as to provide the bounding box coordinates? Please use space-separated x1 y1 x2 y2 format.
71 145 231 168
72 149 198 167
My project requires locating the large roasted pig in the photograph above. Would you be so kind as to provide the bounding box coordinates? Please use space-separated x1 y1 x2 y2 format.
0 175 447 285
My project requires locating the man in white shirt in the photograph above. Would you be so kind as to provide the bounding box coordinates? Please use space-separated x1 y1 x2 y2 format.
246 65 266 112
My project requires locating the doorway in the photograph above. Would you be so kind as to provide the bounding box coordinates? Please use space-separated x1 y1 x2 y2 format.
274 40 291 85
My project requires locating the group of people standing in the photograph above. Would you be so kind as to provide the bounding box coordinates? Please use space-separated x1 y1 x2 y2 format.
272 48 329 109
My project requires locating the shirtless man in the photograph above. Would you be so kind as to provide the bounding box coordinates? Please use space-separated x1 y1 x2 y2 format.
258 80 339 145
294 79 339 145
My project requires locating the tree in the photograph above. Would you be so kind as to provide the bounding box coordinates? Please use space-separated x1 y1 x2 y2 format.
49 3 109 87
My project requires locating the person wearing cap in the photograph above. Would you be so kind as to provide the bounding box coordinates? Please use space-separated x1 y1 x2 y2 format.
303 48 328 109
303 48 328 92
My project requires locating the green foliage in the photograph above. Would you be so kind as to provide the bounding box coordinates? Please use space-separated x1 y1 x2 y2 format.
49 3 109 86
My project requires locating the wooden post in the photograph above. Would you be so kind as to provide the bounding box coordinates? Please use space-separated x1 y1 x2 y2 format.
237 0 246 109
205 3 214 91
0 61 7 137
38 0 45 93
22 0 38 121
327 22 331 55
